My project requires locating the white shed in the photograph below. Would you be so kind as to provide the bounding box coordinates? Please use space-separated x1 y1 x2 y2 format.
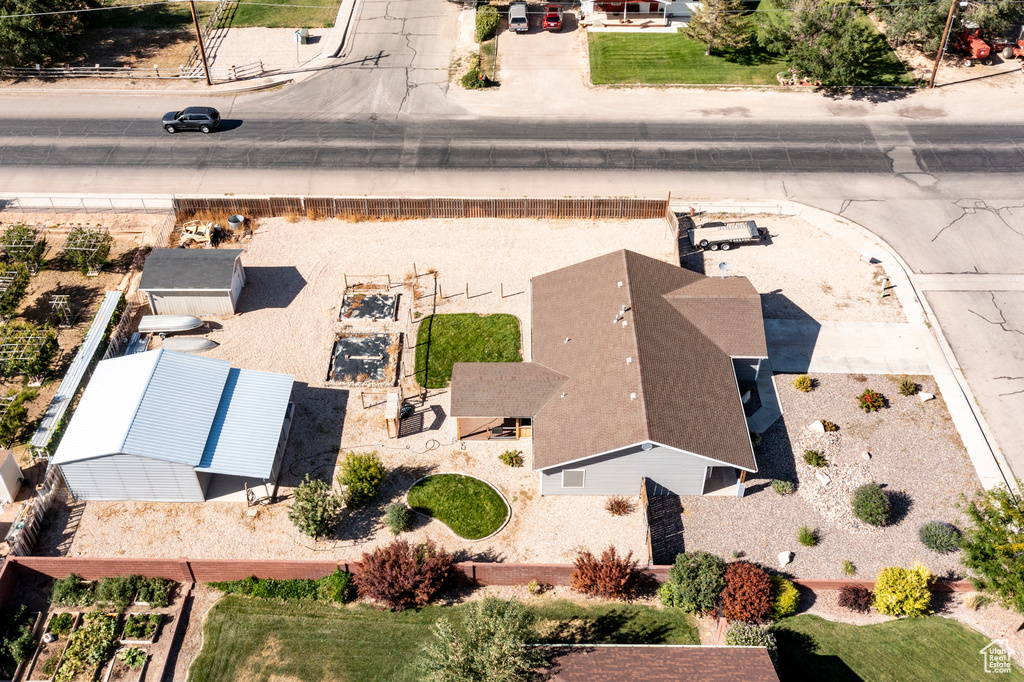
53 349 294 502
140 249 246 316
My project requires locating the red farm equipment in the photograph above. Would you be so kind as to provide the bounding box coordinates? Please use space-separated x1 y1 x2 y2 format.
952 23 1024 66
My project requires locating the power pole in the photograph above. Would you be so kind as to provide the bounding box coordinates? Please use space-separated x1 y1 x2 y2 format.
189 0 212 86
929 0 964 88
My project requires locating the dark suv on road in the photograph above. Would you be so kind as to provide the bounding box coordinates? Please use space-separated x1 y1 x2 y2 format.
162 107 221 134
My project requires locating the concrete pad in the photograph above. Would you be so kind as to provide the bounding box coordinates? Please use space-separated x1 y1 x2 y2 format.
765 319 931 375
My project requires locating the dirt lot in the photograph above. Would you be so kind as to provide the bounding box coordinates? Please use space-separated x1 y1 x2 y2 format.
56 213 939 567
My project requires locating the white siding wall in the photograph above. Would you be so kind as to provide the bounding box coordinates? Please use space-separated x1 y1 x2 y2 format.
539 444 710 496
148 290 235 316
59 453 205 501
230 261 245 309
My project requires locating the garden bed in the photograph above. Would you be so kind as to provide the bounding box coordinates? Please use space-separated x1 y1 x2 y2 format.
328 333 400 385
406 473 509 540
340 293 399 321
103 647 147 682
119 614 161 644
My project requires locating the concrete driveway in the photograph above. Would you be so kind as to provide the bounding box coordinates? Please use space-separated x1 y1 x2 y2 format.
488 12 588 108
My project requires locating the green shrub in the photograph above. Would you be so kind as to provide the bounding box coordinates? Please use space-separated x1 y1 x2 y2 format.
288 474 343 540
0 388 34 447
852 482 891 526
461 55 491 89
122 614 160 640
663 551 727 614
210 569 356 603
0 263 29 321
803 450 827 468
117 647 147 670
793 374 813 392
384 502 412 535
918 521 961 554
820 419 839 432
528 580 543 596
749 431 763 448
959 479 1024 614
725 622 777 664
0 605 37 665
50 574 95 607
339 451 387 508
769 576 799 620
771 479 795 496
797 526 818 547
135 577 173 608
842 560 857 576
318 568 357 603
899 379 920 396
873 564 932 617
475 4 500 41
858 388 885 412
95 575 141 612
0 224 47 265
48 612 75 637
61 227 113 275
0 322 58 377
499 449 523 467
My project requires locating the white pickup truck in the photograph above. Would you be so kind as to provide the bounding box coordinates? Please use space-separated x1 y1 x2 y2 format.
687 220 767 251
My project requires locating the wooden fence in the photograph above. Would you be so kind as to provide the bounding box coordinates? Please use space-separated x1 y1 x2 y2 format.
173 196 670 221
0 61 264 82
640 477 653 567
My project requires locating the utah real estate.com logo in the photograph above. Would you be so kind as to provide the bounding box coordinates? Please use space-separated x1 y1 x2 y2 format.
980 639 1014 674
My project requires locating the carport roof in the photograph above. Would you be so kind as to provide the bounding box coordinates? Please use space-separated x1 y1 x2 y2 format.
196 368 294 478
139 249 243 291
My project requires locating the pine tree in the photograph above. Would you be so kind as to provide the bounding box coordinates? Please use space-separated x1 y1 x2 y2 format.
959 481 1024 614
685 0 749 56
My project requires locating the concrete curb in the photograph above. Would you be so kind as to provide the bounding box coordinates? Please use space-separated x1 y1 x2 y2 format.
674 199 1015 493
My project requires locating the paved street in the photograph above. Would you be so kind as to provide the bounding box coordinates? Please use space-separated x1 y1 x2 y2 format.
0 0 1023 486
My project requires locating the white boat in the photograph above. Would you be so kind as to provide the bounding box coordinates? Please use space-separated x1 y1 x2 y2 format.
160 337 219 353
137 315 204 335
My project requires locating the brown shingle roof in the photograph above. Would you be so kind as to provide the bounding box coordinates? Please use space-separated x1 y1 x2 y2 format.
450 363 567 417
529 250 765 471
545 645 779 681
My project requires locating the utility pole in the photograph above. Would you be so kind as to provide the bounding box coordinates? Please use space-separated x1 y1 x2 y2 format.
929 0 966 88
189 0 212 86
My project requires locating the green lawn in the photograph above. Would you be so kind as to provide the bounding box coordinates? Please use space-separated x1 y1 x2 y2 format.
775 615 1024 682
414 313 522 389
406 474 508 539
188 596 698 682
93 0 336 30
588 15 913 86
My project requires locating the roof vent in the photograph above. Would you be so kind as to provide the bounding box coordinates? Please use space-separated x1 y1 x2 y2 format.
622 320 628 327
630 392 637 400
641 443 653 451
617 281 623 288
561 392 567 398
626 357 633 364
564 337 570 344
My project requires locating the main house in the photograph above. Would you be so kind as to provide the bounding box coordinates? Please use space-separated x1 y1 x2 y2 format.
53 349 294 502
450 250 767 497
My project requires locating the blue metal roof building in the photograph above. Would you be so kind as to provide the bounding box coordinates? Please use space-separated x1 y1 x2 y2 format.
53 349 294 502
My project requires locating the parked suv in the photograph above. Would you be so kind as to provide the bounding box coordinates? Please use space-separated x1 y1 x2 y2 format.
162 107 221 134
509 1 529 32
543 4 562 30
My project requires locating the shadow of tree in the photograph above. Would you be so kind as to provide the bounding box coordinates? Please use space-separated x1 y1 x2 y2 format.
774 625 860 681
885 488 914 525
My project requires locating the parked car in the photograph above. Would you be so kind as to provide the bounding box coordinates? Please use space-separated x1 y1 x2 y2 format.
509 1 529 32
543 4 562 30
162 107 221 134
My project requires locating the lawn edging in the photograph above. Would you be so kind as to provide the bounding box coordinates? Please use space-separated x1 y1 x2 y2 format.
404 472 511 542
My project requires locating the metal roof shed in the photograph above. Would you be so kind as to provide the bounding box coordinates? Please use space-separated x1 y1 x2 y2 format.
53 349 294 502
139 249 246 316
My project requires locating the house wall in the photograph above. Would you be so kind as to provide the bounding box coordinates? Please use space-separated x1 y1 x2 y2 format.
539 443 709 496
665 0 696 17
145 290 235 316
59 453 205 502
732 357 764 382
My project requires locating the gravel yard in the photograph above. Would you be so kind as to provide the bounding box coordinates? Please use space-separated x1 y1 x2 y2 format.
678 373 978 580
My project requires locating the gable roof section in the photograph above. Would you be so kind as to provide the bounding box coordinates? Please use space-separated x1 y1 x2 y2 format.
139 249 243 291
196 367 294 478
451 362 567 417
54 349 231 466
529 250 763 471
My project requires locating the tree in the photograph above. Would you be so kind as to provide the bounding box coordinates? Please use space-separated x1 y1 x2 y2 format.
338 450 387 508
871 0 1024 54
685 0 749 56
661 551 726 614
0 0 89 68
958 482 1024 613
757 0 875 85
287 475 343 540
421 598 544 682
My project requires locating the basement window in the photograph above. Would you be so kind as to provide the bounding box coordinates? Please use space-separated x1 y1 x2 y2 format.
562 470 585 488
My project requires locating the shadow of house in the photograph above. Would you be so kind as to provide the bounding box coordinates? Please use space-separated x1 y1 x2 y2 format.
279 383 349 487
236 266 306 312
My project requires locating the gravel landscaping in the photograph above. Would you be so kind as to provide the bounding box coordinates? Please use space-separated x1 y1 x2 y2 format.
678 373 978 580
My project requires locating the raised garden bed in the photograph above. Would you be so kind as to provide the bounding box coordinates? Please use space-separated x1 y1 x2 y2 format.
53 612 117 682
103 648 147 682
25 612 75 682
119 615 161 645
406 474 509 540
340 293 398 321
328 333 400 385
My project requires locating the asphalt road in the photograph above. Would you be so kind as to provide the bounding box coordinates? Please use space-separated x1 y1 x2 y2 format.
2 118 1024 173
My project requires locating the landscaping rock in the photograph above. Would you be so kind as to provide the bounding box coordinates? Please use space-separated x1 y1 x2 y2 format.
816 471 832 487
862 451 872 461
778 551 793 567
808 420 826 434
920 392 935 402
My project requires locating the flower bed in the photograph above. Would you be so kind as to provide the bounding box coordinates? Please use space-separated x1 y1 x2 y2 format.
120 615 161 644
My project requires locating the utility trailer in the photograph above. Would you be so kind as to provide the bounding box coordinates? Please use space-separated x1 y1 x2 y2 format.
687 220 767 251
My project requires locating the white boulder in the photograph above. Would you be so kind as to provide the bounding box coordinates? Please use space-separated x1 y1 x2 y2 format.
807 421 826 434
778 551 793 568
862 451 872 461
920 392 935 402
815 471 831 487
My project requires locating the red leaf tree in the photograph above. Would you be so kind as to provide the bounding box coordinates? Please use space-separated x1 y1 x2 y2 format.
355 538 453 611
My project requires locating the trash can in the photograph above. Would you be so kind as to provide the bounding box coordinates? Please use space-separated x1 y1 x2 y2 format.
294 28 309 44
227 214 245 231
